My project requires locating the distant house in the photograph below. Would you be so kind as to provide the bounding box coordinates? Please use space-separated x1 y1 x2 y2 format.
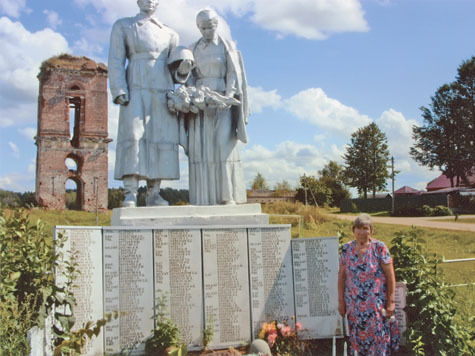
426 172 475 192
247 190 297 204
394 186 423 195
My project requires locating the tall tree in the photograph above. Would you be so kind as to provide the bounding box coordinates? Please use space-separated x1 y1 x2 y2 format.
318 161 350 207
295 174 331 206
411 56 475 186
251 172 269 190
274 180 292 194
343 123 390 199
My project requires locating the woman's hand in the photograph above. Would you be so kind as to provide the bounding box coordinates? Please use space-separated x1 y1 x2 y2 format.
338 299 346 317
385 301 396 318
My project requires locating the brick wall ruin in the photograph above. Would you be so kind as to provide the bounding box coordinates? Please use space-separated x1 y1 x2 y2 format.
35 54 110 211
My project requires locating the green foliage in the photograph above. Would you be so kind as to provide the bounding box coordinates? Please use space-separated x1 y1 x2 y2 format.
393 204 452 217
0 209 75 355
390 229 474 355
251 172 269 190
343 122 391 199
411 56 475 186
0 189 38 208
53 313 117 356
202 318 214 350
145 295 186 356
295 174 332 207
108 188 125 209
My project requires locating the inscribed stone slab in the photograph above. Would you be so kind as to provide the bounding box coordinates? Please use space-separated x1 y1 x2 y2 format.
248 226 294 338
291 237 341 339
103 228 154 355
395 282 407 344
153 229 203 350
202 228 251 349
54 227 104 356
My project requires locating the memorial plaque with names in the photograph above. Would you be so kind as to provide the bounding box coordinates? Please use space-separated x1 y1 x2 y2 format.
55 227 104 356
395 282 407 344
292 237 341 339
103 228 154 355
248 226 294 338
153 229 203 350
202 228 251 349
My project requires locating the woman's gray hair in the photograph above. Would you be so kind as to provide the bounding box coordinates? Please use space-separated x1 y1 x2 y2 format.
196 8 219 27
352 213 373 232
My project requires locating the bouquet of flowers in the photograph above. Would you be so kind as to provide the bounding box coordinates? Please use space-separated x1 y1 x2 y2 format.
257 320 306 356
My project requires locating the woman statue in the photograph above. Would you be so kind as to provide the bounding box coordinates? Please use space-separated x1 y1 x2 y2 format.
338 214 400 355
184 8 249 205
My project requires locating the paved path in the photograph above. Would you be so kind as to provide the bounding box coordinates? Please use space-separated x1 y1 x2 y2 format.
333 214 475 232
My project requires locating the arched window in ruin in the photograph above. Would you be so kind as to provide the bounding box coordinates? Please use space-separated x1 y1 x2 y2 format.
68 96 82 148
65 178 83 210
65 157 78 172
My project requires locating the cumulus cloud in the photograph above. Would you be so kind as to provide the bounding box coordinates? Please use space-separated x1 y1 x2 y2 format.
0 0 29 18
248 86 282 114
0 17 70 126
285 88 372 136
73 0 368 42
251 0 368 39
242 141 330 188
0 172 34 191
43 10 62 30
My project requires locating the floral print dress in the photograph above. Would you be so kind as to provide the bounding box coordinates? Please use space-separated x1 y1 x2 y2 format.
340 239 399 355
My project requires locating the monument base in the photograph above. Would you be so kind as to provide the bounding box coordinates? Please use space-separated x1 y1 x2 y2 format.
111 203 269 226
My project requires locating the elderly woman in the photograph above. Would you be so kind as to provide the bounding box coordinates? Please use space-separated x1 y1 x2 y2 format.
185 8 249 205
338 214 399 355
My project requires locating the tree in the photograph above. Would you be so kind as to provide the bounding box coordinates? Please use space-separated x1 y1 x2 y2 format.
273 180 293 195
343 123 390 199
411 56 475 186
318 161 350 207
251 172 269 190
295 174 332 207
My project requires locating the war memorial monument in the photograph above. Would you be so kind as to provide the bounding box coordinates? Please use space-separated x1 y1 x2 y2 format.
36 2 406 355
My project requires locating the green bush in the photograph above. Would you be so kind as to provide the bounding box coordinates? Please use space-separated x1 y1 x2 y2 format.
0 209 59 354
432 205 453 216
390 229 474 355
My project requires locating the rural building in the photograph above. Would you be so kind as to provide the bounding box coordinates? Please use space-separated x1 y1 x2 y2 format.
247 190 297 204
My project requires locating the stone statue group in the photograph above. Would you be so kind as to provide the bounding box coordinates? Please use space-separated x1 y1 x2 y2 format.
109 0 249 208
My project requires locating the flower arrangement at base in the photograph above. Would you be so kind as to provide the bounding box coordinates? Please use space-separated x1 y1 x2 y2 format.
257 319 306 356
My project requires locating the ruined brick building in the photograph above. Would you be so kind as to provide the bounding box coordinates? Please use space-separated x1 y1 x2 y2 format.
35 54 110 211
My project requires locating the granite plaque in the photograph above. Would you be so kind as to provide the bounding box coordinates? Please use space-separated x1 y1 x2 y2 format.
202 228 251 349
248 226 294 337
153 229 203 350
54 227 104 356
292 237 341 339
103 228 154 355
395 282 407 343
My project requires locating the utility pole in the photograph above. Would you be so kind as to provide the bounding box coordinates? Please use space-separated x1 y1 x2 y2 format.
391 156 395 215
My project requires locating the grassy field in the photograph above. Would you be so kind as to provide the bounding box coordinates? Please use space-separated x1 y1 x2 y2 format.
11 204 475 339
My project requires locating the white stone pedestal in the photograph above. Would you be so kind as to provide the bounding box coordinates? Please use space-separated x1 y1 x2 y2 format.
111 203 269 226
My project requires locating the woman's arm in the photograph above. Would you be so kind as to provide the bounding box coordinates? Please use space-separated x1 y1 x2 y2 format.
338 263 346 316
381 261 396 317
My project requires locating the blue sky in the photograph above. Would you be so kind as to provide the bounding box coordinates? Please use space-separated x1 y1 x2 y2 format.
0 0 474 195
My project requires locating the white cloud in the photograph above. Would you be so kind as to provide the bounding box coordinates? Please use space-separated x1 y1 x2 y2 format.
73 0 368 42
43 10 62 30
251 0 369 39
242 141 330 188
0 172 34 191
0 17 70 126
0 0 29 18
8 141 19 157
19 127 36 141
248 86 282 114
285 88 372 136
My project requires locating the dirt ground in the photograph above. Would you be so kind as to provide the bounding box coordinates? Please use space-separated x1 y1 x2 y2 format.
333 214 475 232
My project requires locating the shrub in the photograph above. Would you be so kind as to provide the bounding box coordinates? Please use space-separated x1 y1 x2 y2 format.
390 229 474 355
432 205 453 216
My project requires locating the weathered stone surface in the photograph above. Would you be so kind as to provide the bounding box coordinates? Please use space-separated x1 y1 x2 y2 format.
35 54 110 211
